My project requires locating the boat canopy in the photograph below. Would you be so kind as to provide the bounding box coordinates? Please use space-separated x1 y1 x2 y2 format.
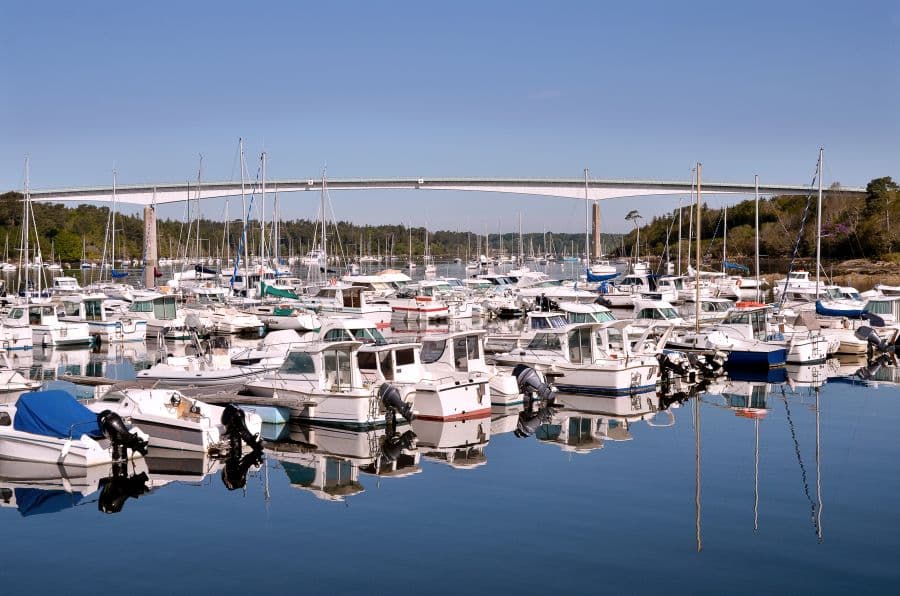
13 390 102 439
261 280 299 300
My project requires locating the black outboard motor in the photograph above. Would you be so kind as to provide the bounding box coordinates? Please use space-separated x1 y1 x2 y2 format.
221 404 264 452
381 429 418 463
513 365 555 404
222 449 264 491
97 410 149 460
378 383 415 424
514 401 559 438
855 325 896 359
98 468 150 514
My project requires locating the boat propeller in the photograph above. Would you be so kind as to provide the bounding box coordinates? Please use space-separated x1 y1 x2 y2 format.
378 383 415 423
97 410 150 460
221 404 264 453
513 365 555 404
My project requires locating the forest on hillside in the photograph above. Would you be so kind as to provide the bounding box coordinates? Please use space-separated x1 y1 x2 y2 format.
0 191 621 263
613 177 900 268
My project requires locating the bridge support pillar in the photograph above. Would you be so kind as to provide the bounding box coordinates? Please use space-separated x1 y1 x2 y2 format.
592 201 601 258
143 205 157 289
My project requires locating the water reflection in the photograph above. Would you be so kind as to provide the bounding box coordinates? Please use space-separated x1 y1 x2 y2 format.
266 423 420 501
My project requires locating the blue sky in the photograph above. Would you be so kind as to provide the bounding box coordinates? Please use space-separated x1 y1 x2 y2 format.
1 1 897 232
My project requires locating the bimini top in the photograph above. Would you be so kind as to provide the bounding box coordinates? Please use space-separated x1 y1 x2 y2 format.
13 391 102 439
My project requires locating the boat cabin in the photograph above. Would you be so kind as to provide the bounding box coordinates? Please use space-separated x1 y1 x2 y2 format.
186 286 228 305
560 302 616 324
318 316 387 344
419 330 488 374
357 342 424 384
51 276 82 295
526 311 568 330
59 294 110 322
633 299 683 324
129 294 179 321
720 306 770 341
863 296 900 324
278 341 364 391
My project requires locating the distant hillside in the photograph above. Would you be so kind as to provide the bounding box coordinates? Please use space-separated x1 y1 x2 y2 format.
0 191 623 263
614 177 900 267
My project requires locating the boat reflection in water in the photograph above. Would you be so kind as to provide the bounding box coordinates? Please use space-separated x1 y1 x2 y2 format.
267 423 420 501
411 417 490 469
518 391 674 453
0 458 150 516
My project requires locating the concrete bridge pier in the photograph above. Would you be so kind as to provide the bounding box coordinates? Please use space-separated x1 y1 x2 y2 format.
143 205 157 289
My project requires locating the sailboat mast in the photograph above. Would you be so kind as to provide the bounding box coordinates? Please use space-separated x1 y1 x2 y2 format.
111 169 117 280
584 168 590 264
695 162 702 332
815 148 823 298
321 170 328 272
755 174 761 301
722 206 727 273
240 138 249 275
260 152 267 267
677 198 683 276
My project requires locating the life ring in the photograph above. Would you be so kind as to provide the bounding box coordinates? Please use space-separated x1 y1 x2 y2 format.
415 296 433 302
735 278 742 287
330 278 337 285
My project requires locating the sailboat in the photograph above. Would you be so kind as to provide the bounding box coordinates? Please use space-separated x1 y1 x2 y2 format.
406 225 416 271
423 224 436 275
80 238 92 270
1 235 16 272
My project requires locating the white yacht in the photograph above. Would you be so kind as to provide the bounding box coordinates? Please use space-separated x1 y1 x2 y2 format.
4 303 93 347
59 293 147 343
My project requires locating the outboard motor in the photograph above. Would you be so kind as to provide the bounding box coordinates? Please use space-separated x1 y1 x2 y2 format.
97 410 149 460
514 401 559 438
855 326 896 359
221 404 264 452
378 383 414 424
513 365 555 404
381 429 418 463
98 469 150 514
222 449 264 491
657 351 694 381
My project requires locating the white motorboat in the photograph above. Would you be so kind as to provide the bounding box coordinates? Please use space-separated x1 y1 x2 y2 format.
59 293 147 343
243 340 414 428
243 302 321 331
411 416 491 469
4 303 93 347
137 336 274 387
86 387 263 454
0 390 148 467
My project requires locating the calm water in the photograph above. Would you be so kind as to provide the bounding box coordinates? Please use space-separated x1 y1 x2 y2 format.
1 342 898 595
2 264 899 594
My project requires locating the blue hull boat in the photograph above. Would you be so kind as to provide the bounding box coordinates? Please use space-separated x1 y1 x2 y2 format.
725 347 788 369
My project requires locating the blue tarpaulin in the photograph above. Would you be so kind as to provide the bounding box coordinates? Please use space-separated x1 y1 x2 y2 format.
14 488 84 517
13 391 103 439
723 261 750 273
585 268 619 283
111 270 128 278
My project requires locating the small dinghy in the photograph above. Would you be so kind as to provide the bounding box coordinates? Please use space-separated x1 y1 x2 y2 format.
86 388 264 454
0 390 148 467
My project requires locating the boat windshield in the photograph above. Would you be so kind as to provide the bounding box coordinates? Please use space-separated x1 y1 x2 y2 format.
865 301 892 315
280 351 316 375
530 315 567 329
420 340 446 364
350 327 386 344
527 333 562 350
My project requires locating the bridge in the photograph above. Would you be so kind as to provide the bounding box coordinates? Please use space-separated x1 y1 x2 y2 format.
25 177 866 205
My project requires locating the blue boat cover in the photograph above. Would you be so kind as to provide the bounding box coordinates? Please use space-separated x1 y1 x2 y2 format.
14 488 84 517
816 300 865 319
111 270 128 278
585 268 619 283
13 390 103 439
723 261 750 273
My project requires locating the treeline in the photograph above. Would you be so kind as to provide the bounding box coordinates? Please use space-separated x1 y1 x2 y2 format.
0 191 622 263
614 177 900 266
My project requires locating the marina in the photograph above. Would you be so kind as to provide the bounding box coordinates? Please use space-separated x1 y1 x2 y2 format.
3 2 897 593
